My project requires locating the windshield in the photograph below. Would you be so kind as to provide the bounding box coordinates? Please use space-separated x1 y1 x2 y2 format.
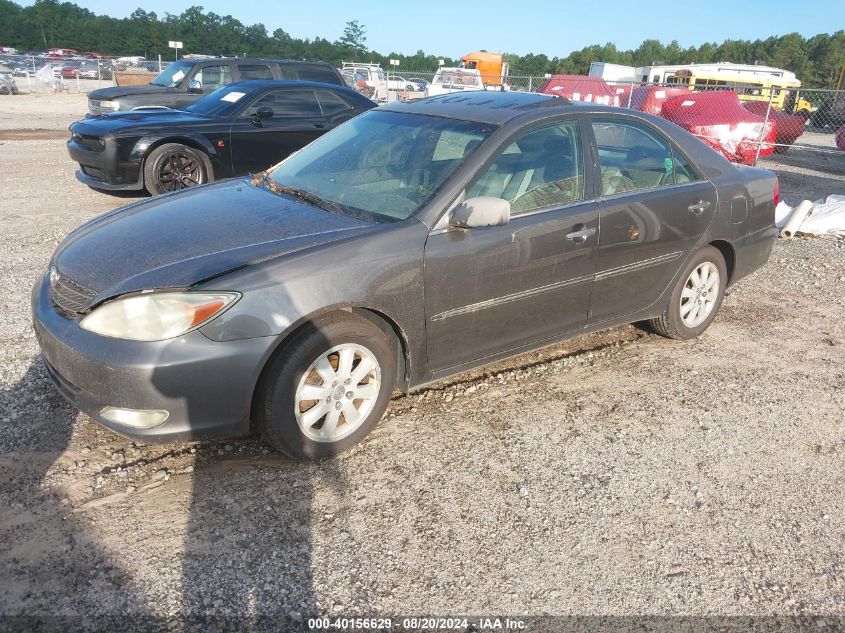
150 61 193 87
262 110 496 222
184 84 251 117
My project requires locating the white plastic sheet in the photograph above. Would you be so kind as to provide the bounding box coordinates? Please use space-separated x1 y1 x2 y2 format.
34 64 60 91
775 195 845 237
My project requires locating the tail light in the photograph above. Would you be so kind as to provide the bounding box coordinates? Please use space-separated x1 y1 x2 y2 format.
773 178 780 206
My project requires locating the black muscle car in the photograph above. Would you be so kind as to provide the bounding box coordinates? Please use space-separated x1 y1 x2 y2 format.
67 80 376 195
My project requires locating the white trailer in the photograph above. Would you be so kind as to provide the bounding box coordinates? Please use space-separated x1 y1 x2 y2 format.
588 62 636 83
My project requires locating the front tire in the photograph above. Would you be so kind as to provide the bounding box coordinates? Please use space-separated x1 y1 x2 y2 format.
143 143 211 195
256 313 396 460
648 246 727 340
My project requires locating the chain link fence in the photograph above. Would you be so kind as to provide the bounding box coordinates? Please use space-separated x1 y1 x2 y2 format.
1 53 123 94
386 71 845 165
4 53 844 164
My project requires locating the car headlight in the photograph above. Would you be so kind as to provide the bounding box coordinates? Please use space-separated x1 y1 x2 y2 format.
91 99 120 111
80 291 240 341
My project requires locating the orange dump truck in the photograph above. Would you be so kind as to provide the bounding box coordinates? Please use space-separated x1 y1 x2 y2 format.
458 51 508 88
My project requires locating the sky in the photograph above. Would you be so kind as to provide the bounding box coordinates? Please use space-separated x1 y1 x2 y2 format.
18 0 841 58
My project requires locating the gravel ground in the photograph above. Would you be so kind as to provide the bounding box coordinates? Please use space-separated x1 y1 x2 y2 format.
1 93 844 629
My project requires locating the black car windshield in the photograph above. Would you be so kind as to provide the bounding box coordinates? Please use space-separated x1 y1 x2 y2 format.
185 85 252 117
150 61 193 87
263 110 496 222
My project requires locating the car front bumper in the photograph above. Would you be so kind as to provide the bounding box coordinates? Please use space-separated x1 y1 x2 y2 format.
66 134 144 191
32 273 277 443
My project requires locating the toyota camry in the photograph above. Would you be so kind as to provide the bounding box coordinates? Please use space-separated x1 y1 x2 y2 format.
34 91 777 459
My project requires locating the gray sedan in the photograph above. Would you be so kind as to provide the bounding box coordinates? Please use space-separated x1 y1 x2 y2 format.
33 91 777 459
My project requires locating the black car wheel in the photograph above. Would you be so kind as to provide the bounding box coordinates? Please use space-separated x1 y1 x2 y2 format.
647 245 727 340
256 313 396 460
143 143 212 195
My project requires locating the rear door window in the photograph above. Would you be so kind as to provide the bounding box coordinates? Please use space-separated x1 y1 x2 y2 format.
315 90 353 115
591 119 680 195
237 64 273 80
294 65 342 84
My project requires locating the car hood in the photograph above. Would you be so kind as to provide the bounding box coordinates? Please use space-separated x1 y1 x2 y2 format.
53 179 376 308
71 109 214 135
88 84 172 101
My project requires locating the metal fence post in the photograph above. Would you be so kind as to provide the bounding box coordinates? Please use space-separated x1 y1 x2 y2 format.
528 75 532 93
754 88 776 166
626 80 634 108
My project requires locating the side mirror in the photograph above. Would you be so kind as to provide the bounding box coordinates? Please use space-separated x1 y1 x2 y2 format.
255 106 273 120
188 79 202 93
449 196 511 228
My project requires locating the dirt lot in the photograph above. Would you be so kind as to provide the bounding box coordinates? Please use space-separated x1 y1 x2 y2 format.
1 92 844 629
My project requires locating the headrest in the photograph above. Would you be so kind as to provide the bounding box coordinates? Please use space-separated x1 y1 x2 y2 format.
543 135 571 153
626 145 668 162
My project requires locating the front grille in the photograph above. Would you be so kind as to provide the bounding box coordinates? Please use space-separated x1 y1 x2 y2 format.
50 270 98 316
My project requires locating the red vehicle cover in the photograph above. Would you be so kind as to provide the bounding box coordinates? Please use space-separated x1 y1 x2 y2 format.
626 85 691 115
538 75 621 105
660 91 777 164
835 126 845 151
743 101 805 151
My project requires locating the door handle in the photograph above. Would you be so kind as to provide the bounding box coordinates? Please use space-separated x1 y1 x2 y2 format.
688 200 711 215
314 121 327 128
565 226 596 243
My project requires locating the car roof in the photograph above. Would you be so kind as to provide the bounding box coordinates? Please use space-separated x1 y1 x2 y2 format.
381 91 574 124
222 79 353 92
181 58 334 67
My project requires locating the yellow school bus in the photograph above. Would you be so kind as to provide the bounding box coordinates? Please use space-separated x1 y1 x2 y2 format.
667 68 814 116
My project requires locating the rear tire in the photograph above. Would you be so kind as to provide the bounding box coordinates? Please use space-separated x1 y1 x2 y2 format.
143 143 212 195
256 313 396 460
648 246 727 340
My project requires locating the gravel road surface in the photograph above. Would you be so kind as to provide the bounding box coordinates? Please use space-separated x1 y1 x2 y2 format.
1 93 844 630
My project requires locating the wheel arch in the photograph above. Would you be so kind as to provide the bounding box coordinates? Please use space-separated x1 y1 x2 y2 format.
247 306 412 428
136 136 217 185
708 239 736 285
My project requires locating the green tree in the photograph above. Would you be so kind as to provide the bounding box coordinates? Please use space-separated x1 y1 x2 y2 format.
336 19 366 56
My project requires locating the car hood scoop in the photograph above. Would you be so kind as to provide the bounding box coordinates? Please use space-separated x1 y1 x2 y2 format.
53 179 373 309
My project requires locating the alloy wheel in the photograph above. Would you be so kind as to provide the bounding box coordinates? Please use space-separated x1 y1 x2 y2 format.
158 151 203 191
294 343 382 443
680 261 720 328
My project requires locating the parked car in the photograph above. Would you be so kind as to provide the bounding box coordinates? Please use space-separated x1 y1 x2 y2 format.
408 77 430 91
340 63 388 101
68 80 376 195
61 62 85 79
77 63 101 79
86 58 346 114
36 91 777 459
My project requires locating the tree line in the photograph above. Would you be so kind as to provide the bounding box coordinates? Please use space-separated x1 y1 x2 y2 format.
0 0 843 88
